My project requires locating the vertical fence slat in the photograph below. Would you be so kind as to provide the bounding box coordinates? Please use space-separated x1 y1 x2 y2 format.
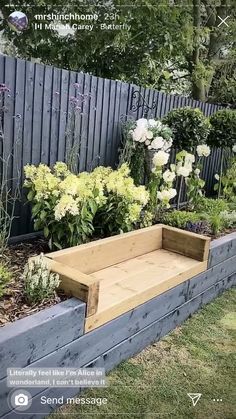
3 56 15 183
12 58 26 236
99 78 110 167
41 65 53 165
112 80 122 167
57 69 70 162
49 67 61 165
86 75 97 170
20 60 35 233
92 77 104 168
79 73 91 172
31 63 44 165
105 80 117 166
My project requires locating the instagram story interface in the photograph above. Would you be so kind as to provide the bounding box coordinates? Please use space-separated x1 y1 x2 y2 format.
0 1 235 418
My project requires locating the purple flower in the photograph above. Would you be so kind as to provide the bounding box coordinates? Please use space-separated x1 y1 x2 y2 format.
0 83 10 92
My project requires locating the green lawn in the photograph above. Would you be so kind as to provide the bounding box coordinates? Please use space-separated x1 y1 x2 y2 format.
52 289 236 419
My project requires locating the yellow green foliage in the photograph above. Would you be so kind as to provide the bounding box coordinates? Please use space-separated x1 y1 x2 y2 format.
24 163 149 249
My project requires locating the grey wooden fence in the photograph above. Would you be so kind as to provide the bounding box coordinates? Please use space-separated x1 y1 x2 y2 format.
0 54 223 238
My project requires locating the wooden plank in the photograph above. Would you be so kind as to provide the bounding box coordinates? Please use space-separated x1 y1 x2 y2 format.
31 63 44 165
208 232 236 268
3 56 15 187
99 78 110 166
0 298 85 381
119 81 130 123
45 258 99 316
11 58 26 236
20 60 35 234
79 72 90 172
64 70 76 167
49 66 61 165
111 80 122 166
189 254 236 299
85 259 207 332
92 76 104 168
41 65 53 164
47 225 163 273
163 225 211 261
1 274 234 419
86 75 97 170
57 68 70 161
105 79 116 166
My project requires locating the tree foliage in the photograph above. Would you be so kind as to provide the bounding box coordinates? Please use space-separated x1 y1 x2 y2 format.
0 0 235 103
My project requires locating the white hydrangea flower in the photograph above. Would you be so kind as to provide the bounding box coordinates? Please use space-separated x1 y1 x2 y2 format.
176 166 191 177
185 153 195 164
151 136 164 150
148 119 158 127
146 130 154 139
163 169 176 183
163 138 173 151
169 188 177 199
233 144 236 153
215 173 220 181
196 144 210 157
152 150 170 167
194 168 200 176
136 118 148 128
132 126 147 142
157 188 177 202
145 139 151 146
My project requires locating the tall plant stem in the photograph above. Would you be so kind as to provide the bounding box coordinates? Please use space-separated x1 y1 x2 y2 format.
218 149 224 198
177 176 184 210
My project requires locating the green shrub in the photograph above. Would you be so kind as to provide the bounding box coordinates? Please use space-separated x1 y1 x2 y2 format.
23 254 60 304
220 211 236 229
207 109 236 148
24 162 149 249
0 263 11 298
195 197 229 214
220 160 236 202
162 210 204 228
162 206 235 236
162 210 210 234
206 213 226 235
163 107 210 151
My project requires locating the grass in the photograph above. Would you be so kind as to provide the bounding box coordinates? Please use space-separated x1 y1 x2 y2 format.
51 289 236 419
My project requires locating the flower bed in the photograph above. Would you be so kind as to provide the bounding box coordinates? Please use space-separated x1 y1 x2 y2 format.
0 109 235 417
0 232 235 418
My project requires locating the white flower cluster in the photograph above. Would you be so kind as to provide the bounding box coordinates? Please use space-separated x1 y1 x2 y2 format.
196 144 211 157
232 144 236 153
150 142 177 206
23 254 60 303
130 118 173 151
152 150 170 167
176 152 195 178
157 188 177 203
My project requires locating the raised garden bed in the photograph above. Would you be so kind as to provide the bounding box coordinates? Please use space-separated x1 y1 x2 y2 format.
0 231 235 419
44 225 210 332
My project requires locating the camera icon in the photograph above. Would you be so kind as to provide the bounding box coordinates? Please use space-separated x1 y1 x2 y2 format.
9 389 32 411
15 393 29 406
